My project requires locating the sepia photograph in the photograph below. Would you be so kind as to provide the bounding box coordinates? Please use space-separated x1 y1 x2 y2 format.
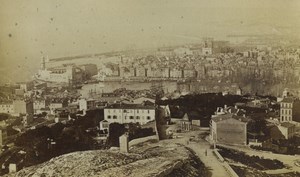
0 0 300 176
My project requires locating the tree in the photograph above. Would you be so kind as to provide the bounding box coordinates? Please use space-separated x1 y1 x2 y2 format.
107 123 126 147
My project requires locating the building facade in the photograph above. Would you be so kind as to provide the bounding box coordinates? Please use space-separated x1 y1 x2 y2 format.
0 102 14 114
211 113 249 145
280 98 300 122
13 100 33 116
277 122 295 139
33 99 46 113
104 104 155 125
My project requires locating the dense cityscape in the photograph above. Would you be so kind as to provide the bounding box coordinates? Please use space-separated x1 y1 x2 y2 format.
1 1 300 177
0 36 300 176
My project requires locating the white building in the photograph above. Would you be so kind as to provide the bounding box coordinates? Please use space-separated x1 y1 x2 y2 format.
49 102 63 115
277 122 295 139
13 100 33 116
104 104 155 125
280 97 298 122
35 65 80 83
0 102 14 114
33 99 46 113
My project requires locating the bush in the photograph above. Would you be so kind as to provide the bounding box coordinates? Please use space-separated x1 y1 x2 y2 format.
218 146 284 170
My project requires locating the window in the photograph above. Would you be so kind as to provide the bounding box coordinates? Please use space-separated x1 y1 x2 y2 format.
136 116 140 120
113 115 117 119
147 110 150 114
107 115 111 119
137 110 139 113
108 110 110 113
130 116 134 119
147 116 151 120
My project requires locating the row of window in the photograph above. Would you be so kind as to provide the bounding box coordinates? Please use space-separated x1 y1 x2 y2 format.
0 105 12 107
107 109 151 114
281 109 292 115
281 116 292 121
281 103 292 108
107 115 152 120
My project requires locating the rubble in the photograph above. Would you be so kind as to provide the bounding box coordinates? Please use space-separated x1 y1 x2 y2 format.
5 141 208 177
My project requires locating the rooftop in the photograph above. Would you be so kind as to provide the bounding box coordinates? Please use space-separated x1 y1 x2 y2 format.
212 113 249 123
105 103 155 110
280 122 295 128
281 97 295 103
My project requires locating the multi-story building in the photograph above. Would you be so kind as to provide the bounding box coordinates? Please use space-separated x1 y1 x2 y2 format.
0 102 14 114
104 104 155 125
210 113 249 145
33 99 47 114
277 122 295 139
79 98 97 111
170 68 182 78
13 100 33 116
280 98 300 122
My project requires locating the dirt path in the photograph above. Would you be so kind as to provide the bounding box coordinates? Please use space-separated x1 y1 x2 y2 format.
162 130 232 177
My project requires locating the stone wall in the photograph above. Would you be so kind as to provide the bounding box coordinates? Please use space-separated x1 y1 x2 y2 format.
128 135 158 147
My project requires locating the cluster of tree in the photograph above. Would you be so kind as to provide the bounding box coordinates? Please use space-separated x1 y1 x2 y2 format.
0 113 12 121
107 123 155 147
127 123 155 141
158 93 247 122
15 121 95 167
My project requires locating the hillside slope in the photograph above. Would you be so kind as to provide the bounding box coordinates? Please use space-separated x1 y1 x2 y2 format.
6 141 210 177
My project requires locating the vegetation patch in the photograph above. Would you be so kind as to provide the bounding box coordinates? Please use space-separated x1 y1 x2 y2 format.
218 146 285 170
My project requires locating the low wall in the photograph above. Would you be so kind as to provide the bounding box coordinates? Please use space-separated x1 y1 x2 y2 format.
214 149 239 177
213 149 224 162
129 135 158 147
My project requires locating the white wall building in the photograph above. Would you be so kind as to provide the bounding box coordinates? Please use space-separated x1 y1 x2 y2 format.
49 102 63 115
277 122 295 139
33 99 46 113
104 104 155 125
0 102 14 114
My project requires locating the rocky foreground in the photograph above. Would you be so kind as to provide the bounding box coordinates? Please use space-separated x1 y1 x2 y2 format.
6 140 210 177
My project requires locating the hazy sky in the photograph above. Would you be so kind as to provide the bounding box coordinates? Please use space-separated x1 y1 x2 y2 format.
1 0 300 83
